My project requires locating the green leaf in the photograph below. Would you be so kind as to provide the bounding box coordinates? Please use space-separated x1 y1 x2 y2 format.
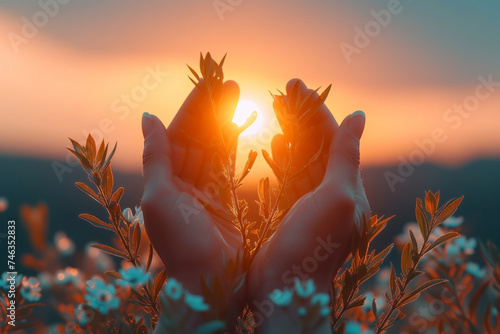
406 270 424 285
415 200 428 239
133 223 141 258
468 280 490 322
86 134 96 163
152 269 167 300
92 243 128 259
75 182 101 204
110 187 124 204
401 242 413 276
435 196 464 225
425 232 460 254
79 213 113 231
425 190 437 215
262 149 283 180
402 279 447 304
409 230 418 253
390 263 396 297
145 243 154 272
372 298 378 319
346 295 366 310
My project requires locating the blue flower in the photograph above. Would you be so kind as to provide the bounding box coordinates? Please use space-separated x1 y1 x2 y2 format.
311 293 330 317
294 278 315 298
345 321 362 334
363 292 375 311
466 262 486 279
442 216 464 228
118 266 150 287
185 292 210 312
297 306 307 316
0 272 23 290
455 236 477 255
311 293 330 306
345 320 374 334
164 278 183 301
269 288 293 306
447 236 477 261
74 303 92 326
20 277 42 302
85 276 120 315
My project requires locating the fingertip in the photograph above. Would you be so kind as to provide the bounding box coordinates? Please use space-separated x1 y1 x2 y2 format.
286 78 307 95
347 110 365 140
142 112 154 138
220 80 240 122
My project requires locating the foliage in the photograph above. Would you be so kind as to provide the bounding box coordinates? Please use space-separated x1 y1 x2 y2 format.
3 53 498 333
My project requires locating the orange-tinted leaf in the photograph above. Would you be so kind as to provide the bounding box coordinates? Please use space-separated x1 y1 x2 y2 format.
425 232 460 254
79 213 113 231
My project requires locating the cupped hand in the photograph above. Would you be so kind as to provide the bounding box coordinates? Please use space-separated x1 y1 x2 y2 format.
249 79 370 332
140 80 246 321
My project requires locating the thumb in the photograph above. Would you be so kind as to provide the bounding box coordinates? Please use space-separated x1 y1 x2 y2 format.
324 110 365 189
142 112 174 196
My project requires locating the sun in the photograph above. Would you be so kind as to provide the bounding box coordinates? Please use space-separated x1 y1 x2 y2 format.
232 99 264 136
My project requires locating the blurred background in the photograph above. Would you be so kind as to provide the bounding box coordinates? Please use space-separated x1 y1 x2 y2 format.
0 0 499 265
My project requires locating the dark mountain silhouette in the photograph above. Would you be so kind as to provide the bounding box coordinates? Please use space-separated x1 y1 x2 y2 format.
1 156 499 266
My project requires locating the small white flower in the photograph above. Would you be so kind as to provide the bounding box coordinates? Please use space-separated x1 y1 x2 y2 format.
164 278 183 301
269 288 293 306
54 231 75 257
123 206 144 226
297 306 307 316
294 278 315 298
185 292 210 312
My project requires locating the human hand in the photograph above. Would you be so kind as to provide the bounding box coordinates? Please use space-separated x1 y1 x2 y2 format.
141 80 246 328
249 79 370 332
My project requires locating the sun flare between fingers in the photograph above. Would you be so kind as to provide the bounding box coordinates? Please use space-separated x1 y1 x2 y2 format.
232 99 264 137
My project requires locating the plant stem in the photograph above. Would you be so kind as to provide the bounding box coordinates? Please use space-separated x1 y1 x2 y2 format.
376 215 434 334
251 150 294 261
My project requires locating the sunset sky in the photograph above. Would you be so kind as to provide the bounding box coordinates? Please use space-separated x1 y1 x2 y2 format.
1 0 499 175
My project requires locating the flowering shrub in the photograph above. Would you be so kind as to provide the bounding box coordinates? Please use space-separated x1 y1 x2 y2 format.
1 54 498 333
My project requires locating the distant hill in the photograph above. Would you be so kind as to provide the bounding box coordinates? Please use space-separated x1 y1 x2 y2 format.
1 155 499 266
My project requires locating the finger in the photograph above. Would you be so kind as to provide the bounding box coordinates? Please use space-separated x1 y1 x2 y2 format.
142 112 175 197
218 80 240 127
323 110 365 190
285 78 338 129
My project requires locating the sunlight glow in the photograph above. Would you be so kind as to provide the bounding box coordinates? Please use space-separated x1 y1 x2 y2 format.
233 99 264 136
